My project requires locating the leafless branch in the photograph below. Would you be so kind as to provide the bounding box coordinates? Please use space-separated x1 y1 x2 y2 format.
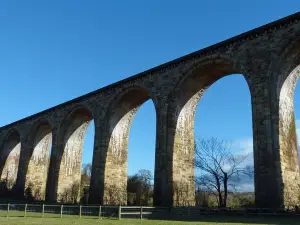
195 137 253 207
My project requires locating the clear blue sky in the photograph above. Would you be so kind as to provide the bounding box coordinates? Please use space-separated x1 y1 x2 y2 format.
0 1 300 182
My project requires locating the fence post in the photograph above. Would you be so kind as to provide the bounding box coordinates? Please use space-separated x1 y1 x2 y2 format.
42 204 44 218
98 205 102 219
24 204 27 218
79 205 82 218
60 205 63 218
140 206 143 220
7 203 9 218
118 205 122 220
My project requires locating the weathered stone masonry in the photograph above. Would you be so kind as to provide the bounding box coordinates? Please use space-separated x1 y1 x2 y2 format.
1 12 300 207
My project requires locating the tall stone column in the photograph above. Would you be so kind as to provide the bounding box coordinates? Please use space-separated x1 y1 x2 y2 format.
251 68 300 208
46 108 92 203
153 100 172 206
14 137 31 198
251 82 280 207
16 124 52 201
45 128 59 202
153 97 195 206
88 119 106 204
89 112 134 205
90 88 151 205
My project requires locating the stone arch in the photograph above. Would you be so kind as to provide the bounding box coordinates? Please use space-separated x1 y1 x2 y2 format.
0 129 21 190
273 39 300 207
273 33 300 94
102 86 156 205
166 57 249 206
24 119 52 200
56 106 94 203
170 58 237 111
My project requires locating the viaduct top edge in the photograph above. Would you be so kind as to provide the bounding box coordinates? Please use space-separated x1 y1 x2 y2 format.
1 12 300 129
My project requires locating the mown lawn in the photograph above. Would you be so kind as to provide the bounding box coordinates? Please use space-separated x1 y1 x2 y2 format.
0 216 299 225
0 208 299 225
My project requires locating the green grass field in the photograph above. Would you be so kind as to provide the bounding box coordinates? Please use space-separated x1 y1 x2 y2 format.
0 207 299 225
0 216 299 225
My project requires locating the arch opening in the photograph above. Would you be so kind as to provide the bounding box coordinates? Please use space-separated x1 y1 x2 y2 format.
24 121 52 201
0 130 21 191
168 60 253 206
103 88 155 205
127 100 156 206
56 107 94 203
194 74 254 208
81 120 94 204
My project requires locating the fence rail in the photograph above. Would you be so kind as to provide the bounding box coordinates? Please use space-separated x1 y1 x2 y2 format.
0 204 299 220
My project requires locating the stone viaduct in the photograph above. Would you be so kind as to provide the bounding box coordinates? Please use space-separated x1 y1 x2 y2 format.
0 12 300 208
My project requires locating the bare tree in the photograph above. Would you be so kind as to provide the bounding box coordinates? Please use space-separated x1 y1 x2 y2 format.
195 137 253 208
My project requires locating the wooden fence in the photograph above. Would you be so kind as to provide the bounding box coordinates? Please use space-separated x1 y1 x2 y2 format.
0 204 299 220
